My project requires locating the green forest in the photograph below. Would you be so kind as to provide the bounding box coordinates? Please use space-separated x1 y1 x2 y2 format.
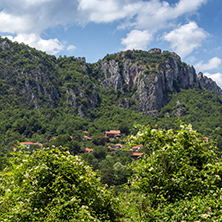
1 37 222 220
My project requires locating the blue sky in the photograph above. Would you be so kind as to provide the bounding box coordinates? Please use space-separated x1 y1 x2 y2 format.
0 0 222 87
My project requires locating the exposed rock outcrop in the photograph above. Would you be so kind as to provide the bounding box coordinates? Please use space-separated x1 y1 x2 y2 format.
98 49 202 115
197 72 222 96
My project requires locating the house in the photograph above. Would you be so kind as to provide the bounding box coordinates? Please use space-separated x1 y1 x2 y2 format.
131 152 144 160
114 143 123 149
85 148 93 153
107 146 118 152
105 130 121 139
20 142 43 148
49 136 57 141
131 144 143 151
203 137 209 142
83 135 91 141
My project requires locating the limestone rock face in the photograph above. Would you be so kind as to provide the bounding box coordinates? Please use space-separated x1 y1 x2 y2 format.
98 49 201 114
122 60 145 86
197 72 222 96
99 59 122 90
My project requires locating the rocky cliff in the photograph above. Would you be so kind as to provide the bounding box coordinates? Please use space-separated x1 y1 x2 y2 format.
97 49 221 115
197 72 222 96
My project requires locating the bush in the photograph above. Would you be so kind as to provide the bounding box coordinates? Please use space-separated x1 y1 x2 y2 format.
0 146 121 221
126 122 222 220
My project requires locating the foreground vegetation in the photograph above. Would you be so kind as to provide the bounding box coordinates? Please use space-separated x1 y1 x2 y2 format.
1 122 222 221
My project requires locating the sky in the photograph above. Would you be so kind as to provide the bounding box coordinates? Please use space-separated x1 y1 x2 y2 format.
0 0 222 87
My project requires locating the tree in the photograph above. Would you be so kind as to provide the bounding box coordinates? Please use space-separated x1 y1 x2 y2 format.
91 133 106 146
126 122 222 221
0 146 121 221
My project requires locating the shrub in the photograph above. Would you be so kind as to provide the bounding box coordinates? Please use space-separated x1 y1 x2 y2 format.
126 122 222 220
0 146 121 221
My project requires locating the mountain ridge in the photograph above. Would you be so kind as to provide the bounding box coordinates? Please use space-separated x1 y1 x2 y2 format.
0 37 221 117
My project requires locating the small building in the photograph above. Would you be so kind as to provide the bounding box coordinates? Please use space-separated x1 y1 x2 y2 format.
20 142 43 148
114 143 123 149
131 152 144 160
131 144 143 151
203 137 209 142
83 135 91 141
105 130 121 139
107 146 118 152
85 148 93 153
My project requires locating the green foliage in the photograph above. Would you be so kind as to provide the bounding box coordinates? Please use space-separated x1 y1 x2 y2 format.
91 133 106 146
0 146 121 221
126 122 222 220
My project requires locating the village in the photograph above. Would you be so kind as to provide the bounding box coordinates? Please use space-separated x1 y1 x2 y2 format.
19 129 144 160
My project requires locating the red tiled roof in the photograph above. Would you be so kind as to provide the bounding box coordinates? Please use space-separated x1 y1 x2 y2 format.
109 148 118 151
83 131 88 134
131 153 144 156
203 137 209 141
115 143 123 147
105 130 121 134
49 136 57 141
132 144 142 149
20 142 43 147
85 148 93 153
83 135 91 140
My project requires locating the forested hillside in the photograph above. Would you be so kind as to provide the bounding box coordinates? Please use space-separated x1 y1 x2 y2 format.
0 36 222 154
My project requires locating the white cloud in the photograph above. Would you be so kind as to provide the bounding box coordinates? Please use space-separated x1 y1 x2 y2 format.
0 11 32 34
67 45 76 51
121 30 153 50
173 0 208 16
204 72 222 89
6 33 64 54
77 0 134 23
78 0 208 55
195 57 221 71
0 0 79 34
0 0 208 57
78 0 207 32
163 22 208 58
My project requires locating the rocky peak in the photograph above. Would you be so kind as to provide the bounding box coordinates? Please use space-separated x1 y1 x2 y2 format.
197 72 222 96
148 48 161 54
97 49 200 114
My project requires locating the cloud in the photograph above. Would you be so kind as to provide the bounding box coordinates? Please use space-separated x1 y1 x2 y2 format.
78 0 207 32
163 22 208 58
121 30 153 50
127 0 207 31
67 45 76 51
0 11 32 34
77 0 135 23
78 0 208 55
0 0 79 34
0 0 208 56
0 0 208 34
204 72 222 89
195 57 221 71
6 33 65 54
